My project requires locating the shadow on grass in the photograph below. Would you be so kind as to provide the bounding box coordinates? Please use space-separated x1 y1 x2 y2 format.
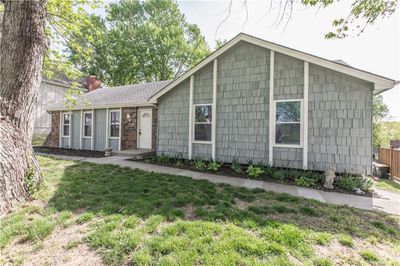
48 160 400 241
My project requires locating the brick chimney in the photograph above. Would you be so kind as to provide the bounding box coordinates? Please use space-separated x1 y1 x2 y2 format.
85 74 102 92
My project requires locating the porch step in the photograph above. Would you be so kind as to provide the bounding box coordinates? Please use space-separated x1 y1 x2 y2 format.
112 149 155 160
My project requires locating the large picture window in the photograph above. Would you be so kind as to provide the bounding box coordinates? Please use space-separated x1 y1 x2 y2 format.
194 104 212 142
83 112 92 137
62 113 70 137
275 100 302 146
110 110 120 138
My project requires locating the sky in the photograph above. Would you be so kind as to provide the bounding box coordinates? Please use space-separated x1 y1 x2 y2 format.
98 0 400 120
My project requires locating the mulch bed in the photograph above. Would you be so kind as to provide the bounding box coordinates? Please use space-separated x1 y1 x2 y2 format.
134 158 373 197
34 146 105 158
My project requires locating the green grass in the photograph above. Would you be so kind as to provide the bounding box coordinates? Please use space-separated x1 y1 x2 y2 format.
1 155 399 265
359 250 380 263
373 178 400 193
32 134 47 146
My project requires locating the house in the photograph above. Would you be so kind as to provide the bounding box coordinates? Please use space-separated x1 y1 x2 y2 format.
46 33 398 175
46 80 171 151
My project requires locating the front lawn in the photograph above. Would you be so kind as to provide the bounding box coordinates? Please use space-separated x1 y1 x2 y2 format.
373 178 400 193
1 156 399 265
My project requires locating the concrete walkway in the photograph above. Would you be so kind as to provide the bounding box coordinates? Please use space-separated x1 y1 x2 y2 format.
39 153 400 216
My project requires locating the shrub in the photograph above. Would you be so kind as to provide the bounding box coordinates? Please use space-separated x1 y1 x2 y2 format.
246 165 264 178
192 158 207 171
294 176 316 187
359 250 379 263
313 257 333 266
338 234 354 247
335 173 373 191
207 161 221 172
272 170 285 181
230 158 242 174
173 153 184 167
157 154 171 165
314 232 333 246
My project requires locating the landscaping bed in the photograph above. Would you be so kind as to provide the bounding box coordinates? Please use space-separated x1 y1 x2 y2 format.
34 146 104 158
136 155 374 197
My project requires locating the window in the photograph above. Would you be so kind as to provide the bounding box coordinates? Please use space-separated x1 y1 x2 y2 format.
110 110 120 138
62 113 70 137
194 104 212 142
83 112 92 137
275 100 302 146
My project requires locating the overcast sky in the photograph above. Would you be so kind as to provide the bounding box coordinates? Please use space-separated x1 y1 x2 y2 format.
98 0 400 119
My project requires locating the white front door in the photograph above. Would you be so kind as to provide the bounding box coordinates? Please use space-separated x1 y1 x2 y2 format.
138 108 152 149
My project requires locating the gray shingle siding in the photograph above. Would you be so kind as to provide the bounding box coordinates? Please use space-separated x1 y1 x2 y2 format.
94 109 107 151
157 80 190 158
82 138 91 150
308 64 373 175
71 111 81 149
156 41 373 174
216 42 269 164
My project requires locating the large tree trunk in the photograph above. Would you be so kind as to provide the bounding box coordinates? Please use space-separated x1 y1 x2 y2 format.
0 0 48 214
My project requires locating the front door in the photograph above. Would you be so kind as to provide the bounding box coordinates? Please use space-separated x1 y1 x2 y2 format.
138 108 152 149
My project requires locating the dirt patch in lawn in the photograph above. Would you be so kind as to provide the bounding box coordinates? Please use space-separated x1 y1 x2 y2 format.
34 147 104 158
2 221 103 266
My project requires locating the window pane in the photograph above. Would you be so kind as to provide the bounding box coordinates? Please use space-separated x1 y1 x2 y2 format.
63 125 70 136
84 125 92 137
195 124 211 141
63 114 70 125
276 101 300 123
84 113 92 125
195 105 212 123
276 123 300 145
110 124 120 137
111 111 120 124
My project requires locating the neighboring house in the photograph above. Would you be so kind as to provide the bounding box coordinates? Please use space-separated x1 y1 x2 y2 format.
46 81 171 151
34 78 70 134
47 33 398 175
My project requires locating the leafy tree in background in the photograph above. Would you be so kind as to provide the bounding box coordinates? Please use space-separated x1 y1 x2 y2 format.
372 95 389 147
67 0 210 86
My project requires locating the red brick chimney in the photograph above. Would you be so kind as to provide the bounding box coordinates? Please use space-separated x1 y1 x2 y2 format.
85 74 102 92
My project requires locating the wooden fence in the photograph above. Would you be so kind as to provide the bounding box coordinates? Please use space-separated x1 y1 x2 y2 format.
379 147 400 178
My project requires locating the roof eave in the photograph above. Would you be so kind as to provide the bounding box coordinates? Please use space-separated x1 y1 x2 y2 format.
47 102 155 112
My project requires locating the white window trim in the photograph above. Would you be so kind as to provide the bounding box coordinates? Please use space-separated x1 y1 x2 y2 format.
193 103 213 144
109 109 121 139
62 112 71 138
83 111 93 138
273 99 303 148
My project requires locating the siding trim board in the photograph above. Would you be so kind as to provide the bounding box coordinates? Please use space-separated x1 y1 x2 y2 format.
105 108 109 148
188 75 194 159
91 109 95 150
79 110 83 149
303 61 309 169
212 59 217 160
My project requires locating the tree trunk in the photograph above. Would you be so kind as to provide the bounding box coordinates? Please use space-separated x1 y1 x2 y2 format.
0 0 48 214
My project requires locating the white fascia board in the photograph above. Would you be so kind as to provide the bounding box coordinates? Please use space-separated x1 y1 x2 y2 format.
148 33 396 102
48 103 155 112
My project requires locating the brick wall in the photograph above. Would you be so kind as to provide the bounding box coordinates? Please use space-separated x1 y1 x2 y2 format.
121 107 137 150
43 111 60 147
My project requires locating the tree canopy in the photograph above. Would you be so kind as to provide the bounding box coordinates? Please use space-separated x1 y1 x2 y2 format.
67 0 210 86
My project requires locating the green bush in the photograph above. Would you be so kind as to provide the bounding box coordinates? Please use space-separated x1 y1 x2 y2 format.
230 158 242 174
359 250 379 263
338 234 354 247
157 154 171 165
192 158 207 171
207 161 221 172
335 173 373 191
294 176 316 187
246 165 264 178
272 170 285 181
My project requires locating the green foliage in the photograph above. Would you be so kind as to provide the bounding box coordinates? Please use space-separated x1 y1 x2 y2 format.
230 157 243 174
375 122 400 148
313 257 333 266
294 176 316 187
373 95 390 146
24 167 38 196
192 157 207 171
359 250 379 263
246 165 265 178
157 154 171 165
338 234 354 247
335 173 372 191
302 0 397 39
67 0 210 86
314 232 333 246
207 161 222 172
77 212 95 224
272 170 285 181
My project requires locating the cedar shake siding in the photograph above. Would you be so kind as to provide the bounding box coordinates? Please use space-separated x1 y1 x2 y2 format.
156 40 375 175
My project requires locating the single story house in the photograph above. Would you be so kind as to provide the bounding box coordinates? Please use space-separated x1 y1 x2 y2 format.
47 33 398 175
46 80 171 151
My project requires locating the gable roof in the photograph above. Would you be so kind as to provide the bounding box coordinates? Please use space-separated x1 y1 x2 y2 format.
149 33 398 102
48 80 171 111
